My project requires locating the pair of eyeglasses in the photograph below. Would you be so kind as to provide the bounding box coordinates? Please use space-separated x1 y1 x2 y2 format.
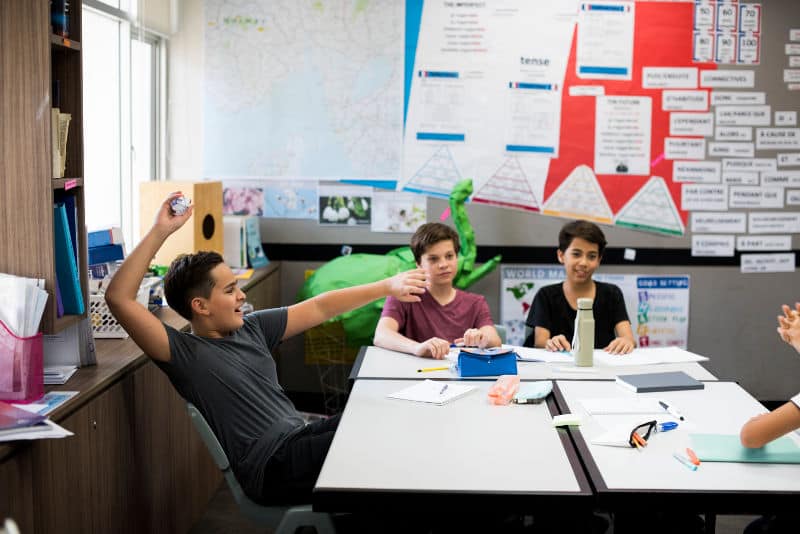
628 420 657 448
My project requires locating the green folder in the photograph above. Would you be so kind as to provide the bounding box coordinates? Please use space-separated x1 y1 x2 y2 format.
689 433 800 464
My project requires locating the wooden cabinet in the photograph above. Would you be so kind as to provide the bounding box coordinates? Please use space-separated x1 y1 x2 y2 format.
0 310 222 533
0 0 87 334
31 382 137 533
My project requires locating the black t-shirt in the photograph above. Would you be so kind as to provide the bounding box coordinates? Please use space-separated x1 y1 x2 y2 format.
523 281 630 348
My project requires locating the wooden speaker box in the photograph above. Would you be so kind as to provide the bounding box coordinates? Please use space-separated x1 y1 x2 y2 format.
139 181 224 266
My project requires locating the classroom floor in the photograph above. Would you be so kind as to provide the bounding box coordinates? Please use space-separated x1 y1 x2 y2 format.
188 481 759 534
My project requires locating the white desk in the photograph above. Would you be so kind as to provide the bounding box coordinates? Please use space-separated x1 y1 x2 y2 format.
351 346 718 382
554 380 800 513
313 379 593 513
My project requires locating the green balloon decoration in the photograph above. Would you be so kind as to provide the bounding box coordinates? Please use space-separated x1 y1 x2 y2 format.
297 179 502 348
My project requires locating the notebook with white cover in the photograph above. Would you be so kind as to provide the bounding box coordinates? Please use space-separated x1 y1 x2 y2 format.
387 380 476 405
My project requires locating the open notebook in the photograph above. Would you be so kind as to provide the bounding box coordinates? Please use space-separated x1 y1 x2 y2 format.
387 380 476 405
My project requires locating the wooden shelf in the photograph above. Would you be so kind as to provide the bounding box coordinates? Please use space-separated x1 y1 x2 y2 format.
1 0 86 334
52 177 84 190
51 34 81 50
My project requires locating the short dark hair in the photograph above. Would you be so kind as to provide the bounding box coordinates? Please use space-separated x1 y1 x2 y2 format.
163 251 225 320
410 222 460 264
558 220 607 256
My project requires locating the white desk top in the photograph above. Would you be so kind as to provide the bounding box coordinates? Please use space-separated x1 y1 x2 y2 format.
353 346 718 381
554 380 800 497
314 379 591 510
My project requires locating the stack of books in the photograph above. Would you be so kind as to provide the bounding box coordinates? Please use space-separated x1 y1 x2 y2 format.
88 226 125 272
43 365 78 385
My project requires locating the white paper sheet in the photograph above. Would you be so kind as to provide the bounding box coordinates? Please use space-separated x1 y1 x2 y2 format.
387 380 476 405
592 347 709 367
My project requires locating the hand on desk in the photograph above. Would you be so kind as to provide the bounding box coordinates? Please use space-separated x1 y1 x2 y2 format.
777 302 800 354
454 328 489 349
414 337 451 359
545 335 570 352
604 337 635 355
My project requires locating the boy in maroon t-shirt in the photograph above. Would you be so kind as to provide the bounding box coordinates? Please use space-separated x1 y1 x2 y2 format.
373 222 502 359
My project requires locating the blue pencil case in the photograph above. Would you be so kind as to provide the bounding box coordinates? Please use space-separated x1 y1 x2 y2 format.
457 347 518 377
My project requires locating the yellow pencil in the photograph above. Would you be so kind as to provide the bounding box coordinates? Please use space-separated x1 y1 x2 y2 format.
416 366 450 373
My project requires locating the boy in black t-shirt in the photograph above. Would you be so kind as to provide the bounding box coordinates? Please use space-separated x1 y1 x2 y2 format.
523 219 635 354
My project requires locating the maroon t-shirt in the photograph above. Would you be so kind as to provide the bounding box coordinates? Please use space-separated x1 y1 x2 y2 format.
381 289 494 343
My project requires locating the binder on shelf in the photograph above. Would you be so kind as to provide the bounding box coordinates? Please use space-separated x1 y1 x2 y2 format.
51 109 71 178
63 194 78 260
57 112 71 177
53 203 84 315
51 108 62 178
55 278 64 318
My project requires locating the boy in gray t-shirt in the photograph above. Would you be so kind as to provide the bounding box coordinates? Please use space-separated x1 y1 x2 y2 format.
105 193 428 504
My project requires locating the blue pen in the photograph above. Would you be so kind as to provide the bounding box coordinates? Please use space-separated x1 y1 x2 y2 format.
657 421 678 432
673 452 697 471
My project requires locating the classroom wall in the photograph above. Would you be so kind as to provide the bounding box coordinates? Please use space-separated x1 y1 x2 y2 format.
168 0 800 400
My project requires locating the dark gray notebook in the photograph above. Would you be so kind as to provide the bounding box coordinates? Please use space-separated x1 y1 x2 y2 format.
615 371 704 393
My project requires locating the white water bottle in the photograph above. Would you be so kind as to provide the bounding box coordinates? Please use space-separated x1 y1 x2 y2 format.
572 297 595 367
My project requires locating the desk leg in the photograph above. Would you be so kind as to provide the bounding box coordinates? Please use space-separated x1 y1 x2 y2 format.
705 512 716 534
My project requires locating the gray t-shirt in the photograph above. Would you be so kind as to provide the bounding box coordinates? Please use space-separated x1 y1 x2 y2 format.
156 307 305 499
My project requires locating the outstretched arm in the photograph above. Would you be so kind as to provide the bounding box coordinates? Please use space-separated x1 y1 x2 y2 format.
105 193 193 362
740 401 800 448
283 269 428 341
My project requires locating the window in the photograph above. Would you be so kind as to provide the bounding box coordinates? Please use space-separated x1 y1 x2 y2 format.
82 1 164 248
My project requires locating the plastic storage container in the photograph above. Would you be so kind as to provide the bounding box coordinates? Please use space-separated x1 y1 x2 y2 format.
0 319 44 403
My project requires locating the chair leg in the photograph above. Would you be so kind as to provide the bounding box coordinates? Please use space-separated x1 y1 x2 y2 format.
275 509 336 534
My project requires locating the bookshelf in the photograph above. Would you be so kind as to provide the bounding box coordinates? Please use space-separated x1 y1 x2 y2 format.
0 0 87 334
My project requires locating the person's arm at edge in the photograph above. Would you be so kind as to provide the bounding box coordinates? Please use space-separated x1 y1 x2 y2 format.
740 401 800 448
373 316 427 354
283 269 427 341
105 193 192 362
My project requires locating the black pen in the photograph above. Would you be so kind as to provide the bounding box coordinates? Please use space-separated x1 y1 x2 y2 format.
659 400 684 421
439 384 448 395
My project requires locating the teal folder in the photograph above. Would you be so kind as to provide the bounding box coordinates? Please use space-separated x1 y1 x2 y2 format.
53 203 84 314
690 433 800 464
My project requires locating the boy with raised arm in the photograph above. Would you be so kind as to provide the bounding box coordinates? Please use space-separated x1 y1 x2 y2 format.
104 193 427 504
373 222 501 359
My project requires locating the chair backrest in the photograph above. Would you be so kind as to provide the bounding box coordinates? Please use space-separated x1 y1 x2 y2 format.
494 323 507 344
187 403 230 471
187 403 289 526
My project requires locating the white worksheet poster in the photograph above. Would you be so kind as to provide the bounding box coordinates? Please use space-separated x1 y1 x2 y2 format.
402 1 578 196
576 2 635 80
500 266 689 348
594 96 652 175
